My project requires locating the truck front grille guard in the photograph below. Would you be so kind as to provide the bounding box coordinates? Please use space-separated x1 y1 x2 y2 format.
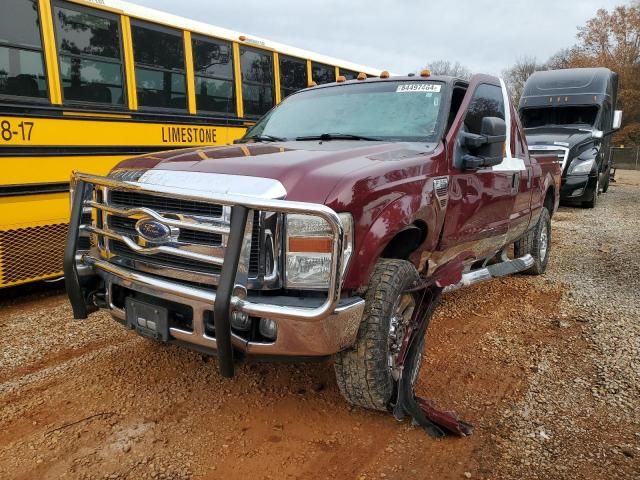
528 145 570 172
64 172 345 378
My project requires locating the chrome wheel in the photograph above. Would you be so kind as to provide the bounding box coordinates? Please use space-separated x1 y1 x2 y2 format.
388 293 416 381
539 221 549 262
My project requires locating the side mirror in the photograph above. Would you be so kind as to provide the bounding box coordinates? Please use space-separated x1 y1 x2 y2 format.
613 110 623 130
460 117 506 170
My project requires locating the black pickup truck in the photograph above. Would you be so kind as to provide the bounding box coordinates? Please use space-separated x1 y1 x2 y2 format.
519 68 623 207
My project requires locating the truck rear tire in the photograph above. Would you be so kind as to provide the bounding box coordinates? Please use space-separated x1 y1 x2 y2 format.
514 207 551 275
334 259 421 411
601 167 611 193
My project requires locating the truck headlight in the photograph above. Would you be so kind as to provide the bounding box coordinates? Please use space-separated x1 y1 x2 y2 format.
567 158 595 175
285 213 353 290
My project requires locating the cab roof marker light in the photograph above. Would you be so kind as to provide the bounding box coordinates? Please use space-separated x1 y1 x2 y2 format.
357 72 367 80
420 69 431 77
238 35 246 41
380 70 390 79
337 75 346 83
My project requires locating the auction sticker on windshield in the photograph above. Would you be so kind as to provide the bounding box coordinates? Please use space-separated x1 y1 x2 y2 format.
396 83 442 93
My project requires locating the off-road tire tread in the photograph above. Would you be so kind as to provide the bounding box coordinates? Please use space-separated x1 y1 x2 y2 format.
334 259 419 411
583 177 598 208
514 207 551 275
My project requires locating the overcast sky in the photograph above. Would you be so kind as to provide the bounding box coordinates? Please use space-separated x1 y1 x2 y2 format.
134 0 624 75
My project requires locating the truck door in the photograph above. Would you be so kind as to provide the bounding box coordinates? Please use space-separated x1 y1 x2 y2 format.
438 80 517 260
507 114 533 241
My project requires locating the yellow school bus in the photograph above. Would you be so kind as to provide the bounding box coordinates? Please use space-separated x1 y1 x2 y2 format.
0 0 382 288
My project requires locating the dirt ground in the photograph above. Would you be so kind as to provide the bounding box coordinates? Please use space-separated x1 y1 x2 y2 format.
1 171 639 480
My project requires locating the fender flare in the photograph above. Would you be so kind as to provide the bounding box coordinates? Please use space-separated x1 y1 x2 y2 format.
343 193 438 289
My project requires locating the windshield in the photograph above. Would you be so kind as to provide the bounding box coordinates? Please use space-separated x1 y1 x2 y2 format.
521 106 599 129
242 80 447 142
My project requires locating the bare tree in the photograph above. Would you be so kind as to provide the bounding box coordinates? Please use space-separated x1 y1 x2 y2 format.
573 4 640 144
423 60 472 80
502 56 545 106
545 48 575 69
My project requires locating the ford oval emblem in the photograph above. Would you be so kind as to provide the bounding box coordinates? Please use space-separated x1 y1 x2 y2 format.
135 219 172 242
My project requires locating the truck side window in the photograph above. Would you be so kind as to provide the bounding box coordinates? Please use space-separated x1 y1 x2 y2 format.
131 21 187 111
447 84 468 132
240 46 274 117
0 0 48 99
464 84 504 134
54 2 125 106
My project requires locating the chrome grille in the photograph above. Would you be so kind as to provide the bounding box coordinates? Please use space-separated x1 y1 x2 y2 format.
528 145 570 172
249 210 262 276
107 216 223 246
110 240 223 275
84 186 265 287
109 190 224 217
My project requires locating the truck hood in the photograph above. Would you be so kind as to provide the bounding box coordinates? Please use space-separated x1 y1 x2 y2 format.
524 126 594 150
115 141 438 204
524 127 599 175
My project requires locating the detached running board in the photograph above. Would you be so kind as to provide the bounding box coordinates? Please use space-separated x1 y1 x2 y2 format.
443 254 534 294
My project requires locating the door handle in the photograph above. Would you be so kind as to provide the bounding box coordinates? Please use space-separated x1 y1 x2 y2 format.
512 172 519 192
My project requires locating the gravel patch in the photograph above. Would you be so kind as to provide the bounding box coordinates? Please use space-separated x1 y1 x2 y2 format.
495 170 640 479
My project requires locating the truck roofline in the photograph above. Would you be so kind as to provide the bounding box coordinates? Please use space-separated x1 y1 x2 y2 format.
290 73 507 96
519 67 618 109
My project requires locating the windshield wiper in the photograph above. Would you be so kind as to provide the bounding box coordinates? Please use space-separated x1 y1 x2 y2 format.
295 133 382 141
238 134 287 143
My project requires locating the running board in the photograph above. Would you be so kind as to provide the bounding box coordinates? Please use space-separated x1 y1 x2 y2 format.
442 254 534 294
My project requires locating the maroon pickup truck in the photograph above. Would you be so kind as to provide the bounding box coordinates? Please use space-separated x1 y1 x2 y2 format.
65 71 560 435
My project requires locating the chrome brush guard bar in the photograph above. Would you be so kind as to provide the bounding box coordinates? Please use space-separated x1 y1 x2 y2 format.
64 172 347 377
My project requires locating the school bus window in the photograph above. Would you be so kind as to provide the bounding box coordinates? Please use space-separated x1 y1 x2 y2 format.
240 46 274 117
341 69 358 81
192 36 234 115
131 22 186 110
53 3 125 105
279 55 307 99
311 62 335 85
0 0 47 99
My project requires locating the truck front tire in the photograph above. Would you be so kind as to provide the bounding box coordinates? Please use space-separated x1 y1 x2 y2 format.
601 167 611 193
334 259 422 411
514 206 551 275
582 175 599 208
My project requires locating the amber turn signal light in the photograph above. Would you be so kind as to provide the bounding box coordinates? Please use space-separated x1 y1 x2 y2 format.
288 237 333 253
420 69 431 77
357 72 367 80
380 70 390 78
238 35 246 41
337 75 346 82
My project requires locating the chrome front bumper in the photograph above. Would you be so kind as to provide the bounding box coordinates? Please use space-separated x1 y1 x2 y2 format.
65 172 363 375
85 256 365 357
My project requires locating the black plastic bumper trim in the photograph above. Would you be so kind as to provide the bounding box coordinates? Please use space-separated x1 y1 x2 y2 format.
212 205 248 378
64 180 89 319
